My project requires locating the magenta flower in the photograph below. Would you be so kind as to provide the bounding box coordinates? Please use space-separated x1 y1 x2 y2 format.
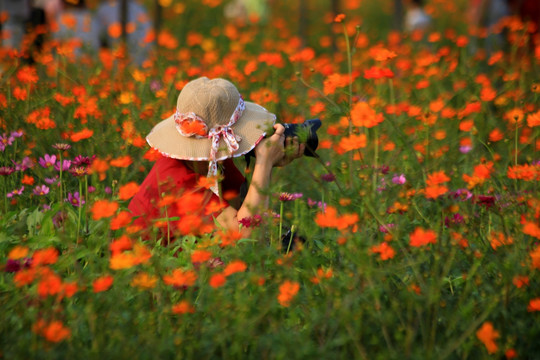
54 159 72 171
321 173 336 182
239 215 263 228
11 130 23 138
44 176 59 185
7 186 24 198
0 166 15 176
33 185 50 196
0 133 15 151
72 155 96 167
278 192 303 201
392 174 406 185
459 145 472 154
12 157 34 171
38 154 57 168
307 198 327 211
52 143 71 151
66 192 84 207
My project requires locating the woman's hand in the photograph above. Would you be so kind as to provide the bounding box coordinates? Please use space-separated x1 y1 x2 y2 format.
274 136 305 167
254 124 286 167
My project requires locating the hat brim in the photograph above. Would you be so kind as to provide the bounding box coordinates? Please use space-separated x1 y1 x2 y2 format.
146 101 276 161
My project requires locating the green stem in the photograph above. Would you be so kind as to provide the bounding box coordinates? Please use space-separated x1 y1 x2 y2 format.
278 201 284 244
372 127 379 193
77 179 82 238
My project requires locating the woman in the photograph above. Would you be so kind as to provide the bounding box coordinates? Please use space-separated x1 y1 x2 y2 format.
128 77 304 241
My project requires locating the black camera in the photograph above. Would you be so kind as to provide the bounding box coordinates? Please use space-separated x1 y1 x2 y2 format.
282 118 321 157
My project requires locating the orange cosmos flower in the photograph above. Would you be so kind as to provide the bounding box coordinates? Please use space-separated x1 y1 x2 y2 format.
277 280 300 307
426 170 450 186
70 128 93 142
33 247 59 266
315 206 358 230
310 267 333 284
369 46 397 62
409 227 437 247
523 221 540 239
512 275 529 288
109 234 133 255
504 108 524 125
109 252 137 270
93 275 114 293
42 321 71 343
527 298 540 312
110 211 133 230
191 250 212 264
209 273 226 288
8 245 29 260
323 73 350 95
130 272 158 289
91 199 119 220
507 164 539 181
163 268 197 287
223 260 247 276
527 110 540 127
489 128 504 142
37 273 63 298
476 322 499 354
334 13 345 23
21 174 34 185
351 102 384 128
338 133 367 152
370 242 396 260
109 155 133 168
172 300 195 315
217 229 243 247
489 231 513 250
14 268 36 287
118 182 140 200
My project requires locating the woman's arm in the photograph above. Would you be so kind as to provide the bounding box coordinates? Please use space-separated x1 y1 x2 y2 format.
216 124 287 237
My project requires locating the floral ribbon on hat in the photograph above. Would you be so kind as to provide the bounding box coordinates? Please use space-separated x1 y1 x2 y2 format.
175 96 245 195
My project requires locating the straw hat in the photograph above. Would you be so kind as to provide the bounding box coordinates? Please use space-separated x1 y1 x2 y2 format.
147 77 276 163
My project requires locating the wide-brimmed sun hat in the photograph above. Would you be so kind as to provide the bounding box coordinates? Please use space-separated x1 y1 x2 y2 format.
146 77 276 183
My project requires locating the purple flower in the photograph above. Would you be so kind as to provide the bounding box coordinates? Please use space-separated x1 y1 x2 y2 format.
54 159 72 171
321 173 336 182
38 154 57 168
69 166 89 177
473 195 496 209
5 259 21 273
66 192 84 207
33 185 50 196
0 133 15 151
72 155 96 167
445 213 464 228
392 174 406 185
459 145 473 154
44 176 59 185
278 192 303 201
11 130 24 138
239 215 262 228
52 143 71 151
0 166 15 176
104 187 112 194
150 80 162 92
12 157 34 171
88 186 96 193
379 223 396 233
451 189 472 201
307 198 327 211
42 204 51 211
7 186 24 198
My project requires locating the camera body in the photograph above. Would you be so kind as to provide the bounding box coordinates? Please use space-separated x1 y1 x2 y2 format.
282 118 321 157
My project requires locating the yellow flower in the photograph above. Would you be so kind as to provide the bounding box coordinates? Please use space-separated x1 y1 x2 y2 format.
131 272 158 290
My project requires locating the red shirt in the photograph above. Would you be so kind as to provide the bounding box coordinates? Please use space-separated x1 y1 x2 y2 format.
129 155 245 239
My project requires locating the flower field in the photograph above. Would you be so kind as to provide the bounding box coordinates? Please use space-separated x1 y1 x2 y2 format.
1 0 539 358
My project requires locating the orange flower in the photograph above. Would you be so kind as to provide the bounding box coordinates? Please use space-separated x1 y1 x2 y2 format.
476 322 499 354
425 185 448 199
109 234 133 255
334 13 345 23
426 170 450 186
223 260 247 276
370 242 396 260
409 227 437 247
527 298 540 312
217 229 243 247
163 268 197 287
70 128 94 142
512 275 529 288
531 246 540 270
504 108 524 125
489 231 513 250
38 273 63 298
489 128 504 142
338 133 367 152
93 275 114 293
209 273 226 288
42 321 71 343
172 300 195 314
33 247 59 266
351 102 384 128
118 182 140 200
323 73 350 95
315 206 358 230
8 245 29 260
369 46 397 62
21 174 34 185
191 250 212 264
130 272 158 289
109 252 137 270
110 211 133 230
108 22 122 38
523 221 540 239
277 280 300 307
310 267 333 284
14 268 36 287
109 155 133 168
527 110 540 127
91 199 119 220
